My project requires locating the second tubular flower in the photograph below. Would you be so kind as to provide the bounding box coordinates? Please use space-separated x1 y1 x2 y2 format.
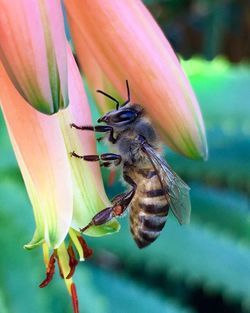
60 45 120 236
65 0 208 160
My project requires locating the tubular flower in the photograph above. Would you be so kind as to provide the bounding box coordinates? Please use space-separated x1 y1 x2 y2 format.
0 62 73 249
65 0 208 160
0 45 119 312
0 0 68 115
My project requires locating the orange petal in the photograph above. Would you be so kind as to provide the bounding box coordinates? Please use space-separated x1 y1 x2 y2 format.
0 62 73 248
70 38 121 115
65 0 207 159
0 0 68 114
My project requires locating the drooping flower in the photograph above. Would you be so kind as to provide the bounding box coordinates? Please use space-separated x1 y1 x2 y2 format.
0 62 73 249
64 0 208 160
0 0 69 114
0 45 119 312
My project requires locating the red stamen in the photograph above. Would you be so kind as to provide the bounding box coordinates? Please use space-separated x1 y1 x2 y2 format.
71 283 79 313
39 252 56 288
66 244 79 279
77 236 93 259
55 253 64 279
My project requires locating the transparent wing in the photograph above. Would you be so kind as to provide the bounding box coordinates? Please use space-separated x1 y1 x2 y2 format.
142 142 191 224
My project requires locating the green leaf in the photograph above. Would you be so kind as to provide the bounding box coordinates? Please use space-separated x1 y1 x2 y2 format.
82 266 194 313
166 128 250 192
0 181 53 313
0 288 10 313
183 58 250 129
89 217 250 306
191 183 250 243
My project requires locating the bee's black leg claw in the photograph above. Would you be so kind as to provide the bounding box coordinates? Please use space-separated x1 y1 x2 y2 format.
80 222 93 232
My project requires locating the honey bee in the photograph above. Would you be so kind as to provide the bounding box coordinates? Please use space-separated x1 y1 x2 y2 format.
71 81 191 248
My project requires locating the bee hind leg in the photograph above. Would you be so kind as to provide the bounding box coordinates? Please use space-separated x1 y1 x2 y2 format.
80 176 137 232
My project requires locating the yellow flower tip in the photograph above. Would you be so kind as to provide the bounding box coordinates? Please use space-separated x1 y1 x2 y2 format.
42 242 50 267
177 128 208 161
24 240 44 251
200 140 209 162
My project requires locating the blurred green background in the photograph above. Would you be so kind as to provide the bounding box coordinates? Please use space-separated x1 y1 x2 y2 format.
1 1 250 313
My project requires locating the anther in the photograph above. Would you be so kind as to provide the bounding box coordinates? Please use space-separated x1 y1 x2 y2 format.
66 244 78 279
39 252 56 288
77 236 93 259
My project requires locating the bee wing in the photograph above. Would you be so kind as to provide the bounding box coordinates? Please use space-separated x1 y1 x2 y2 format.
141 142 191 224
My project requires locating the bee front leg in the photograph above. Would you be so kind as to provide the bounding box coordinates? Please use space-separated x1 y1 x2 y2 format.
80 176 137 232
70 124 117 143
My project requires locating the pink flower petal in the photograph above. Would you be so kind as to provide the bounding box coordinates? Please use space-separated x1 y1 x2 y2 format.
0 61 73 248
65 0 208 159
67 33 118 115
0 0 68 114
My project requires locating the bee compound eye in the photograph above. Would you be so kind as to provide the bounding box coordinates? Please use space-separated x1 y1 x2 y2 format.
115 110 137 123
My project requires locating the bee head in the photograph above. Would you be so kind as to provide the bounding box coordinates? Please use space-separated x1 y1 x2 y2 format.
98 106 141 127
96 80 143 128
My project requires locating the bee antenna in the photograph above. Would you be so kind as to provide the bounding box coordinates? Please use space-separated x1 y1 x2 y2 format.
121 80 130 107
96 90 120 110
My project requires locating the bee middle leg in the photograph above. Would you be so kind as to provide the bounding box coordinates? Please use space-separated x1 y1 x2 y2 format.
80 175 137 232
70 151 122 167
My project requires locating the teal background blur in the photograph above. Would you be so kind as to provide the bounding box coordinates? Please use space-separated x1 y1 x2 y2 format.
1 1 250 313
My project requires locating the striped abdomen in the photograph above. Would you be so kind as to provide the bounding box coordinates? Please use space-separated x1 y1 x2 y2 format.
129 168 169 249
